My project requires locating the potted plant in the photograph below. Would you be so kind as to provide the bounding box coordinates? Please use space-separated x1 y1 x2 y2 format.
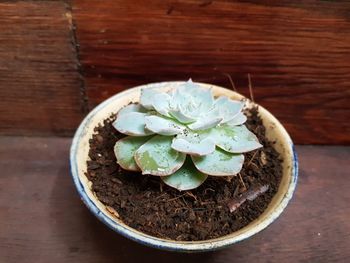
70 80 298 252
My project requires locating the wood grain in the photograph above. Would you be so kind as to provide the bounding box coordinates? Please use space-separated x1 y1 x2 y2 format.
0 136 349 262
0 1 84 136
73 0 350 144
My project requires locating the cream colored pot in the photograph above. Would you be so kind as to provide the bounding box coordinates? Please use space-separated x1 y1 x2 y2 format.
70 81 298 252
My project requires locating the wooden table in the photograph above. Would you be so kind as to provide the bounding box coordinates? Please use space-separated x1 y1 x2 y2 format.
1 136 349 262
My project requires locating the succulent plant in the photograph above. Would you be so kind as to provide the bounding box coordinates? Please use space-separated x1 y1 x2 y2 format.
113 80 262 190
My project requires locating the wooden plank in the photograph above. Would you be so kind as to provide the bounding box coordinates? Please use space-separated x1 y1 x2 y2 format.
73 0 350 144
0 1 84 136
0 136 349 262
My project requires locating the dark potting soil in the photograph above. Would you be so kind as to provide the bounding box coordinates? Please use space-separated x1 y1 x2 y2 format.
86 107 283 241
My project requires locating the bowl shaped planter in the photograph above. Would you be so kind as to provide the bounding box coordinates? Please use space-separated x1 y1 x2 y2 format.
70 81 298 252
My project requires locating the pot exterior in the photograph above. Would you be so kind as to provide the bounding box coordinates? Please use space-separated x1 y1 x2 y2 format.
70 81 298 252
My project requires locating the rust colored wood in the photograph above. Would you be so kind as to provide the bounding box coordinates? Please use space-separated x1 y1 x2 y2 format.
73 0 350 144
0 136 349 262
0 1 84 136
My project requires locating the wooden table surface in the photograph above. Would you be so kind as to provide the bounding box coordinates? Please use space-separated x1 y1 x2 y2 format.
0 136 349 262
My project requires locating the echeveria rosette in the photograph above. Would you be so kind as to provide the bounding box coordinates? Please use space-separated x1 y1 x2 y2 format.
113 80 262 191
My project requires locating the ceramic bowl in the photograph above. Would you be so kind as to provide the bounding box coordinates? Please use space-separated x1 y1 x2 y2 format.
70 81 298 252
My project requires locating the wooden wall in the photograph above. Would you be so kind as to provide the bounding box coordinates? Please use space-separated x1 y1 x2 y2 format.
0 1 84 136
0 0 349 144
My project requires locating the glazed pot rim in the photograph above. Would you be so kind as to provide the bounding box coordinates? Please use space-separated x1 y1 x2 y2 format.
70 81 298 252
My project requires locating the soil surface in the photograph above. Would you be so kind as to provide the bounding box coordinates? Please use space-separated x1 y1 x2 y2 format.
86 107 283 241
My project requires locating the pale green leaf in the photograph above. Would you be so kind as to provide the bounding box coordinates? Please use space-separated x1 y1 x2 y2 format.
188 116 222 130
215 96 244 123
226 112 247 126
117 104 146 118
114 136 152 171
152 93 171 117
169 108 196 124
213 124 262 153
145 115 185 136
192 147 244 176
134 135 186 176
140 88 159 109
171 137 215 156
171 129 215 156
113 112 154 136
181 80 214 114
161 158 208 191
170 80 214 121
